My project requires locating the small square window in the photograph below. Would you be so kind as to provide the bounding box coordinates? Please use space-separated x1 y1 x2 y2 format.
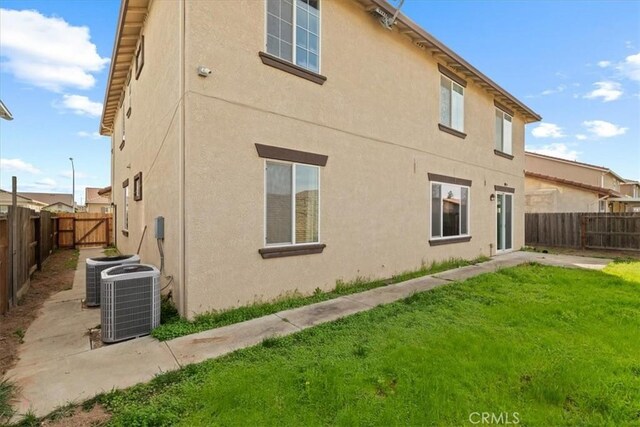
133 172 143 201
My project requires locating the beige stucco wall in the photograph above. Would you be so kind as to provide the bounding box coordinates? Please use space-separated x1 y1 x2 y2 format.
525 176 601 213
109 0 184 309
177 0 529 315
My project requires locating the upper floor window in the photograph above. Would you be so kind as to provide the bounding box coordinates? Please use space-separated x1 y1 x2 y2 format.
266 0 320 73
440 76 464 132
495 109 513 155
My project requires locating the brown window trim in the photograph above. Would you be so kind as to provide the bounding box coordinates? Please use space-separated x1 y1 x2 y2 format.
494 100 514 117
258 52 327 85
259 243 326 259
494 149 514 160
121 230 129 237
438 63 467 88
438 123 467 139
494 185 515 193
429 236 472 246
428 173 472 187
122 178 129 188
133 172 143 201
135 36 144 80
255 143 328 166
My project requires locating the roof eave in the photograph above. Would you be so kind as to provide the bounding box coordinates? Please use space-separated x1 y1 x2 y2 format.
358 0 541 123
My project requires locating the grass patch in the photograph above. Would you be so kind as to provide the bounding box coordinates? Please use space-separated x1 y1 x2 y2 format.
63 249 80 270
103 246 119 257
90 263 640 426
152 256 489 341
0 379 16 423
603 260 640 282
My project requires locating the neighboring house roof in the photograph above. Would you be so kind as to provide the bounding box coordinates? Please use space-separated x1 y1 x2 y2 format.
44 202 74 209
97 186 112 196
18 192 74 206
0 189 38 203
0 100 13 121
525 171 622 198
85 187 111 204
100 0 540 135
525 151 626 182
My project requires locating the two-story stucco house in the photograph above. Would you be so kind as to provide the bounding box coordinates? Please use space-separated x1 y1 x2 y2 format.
100 0 541 317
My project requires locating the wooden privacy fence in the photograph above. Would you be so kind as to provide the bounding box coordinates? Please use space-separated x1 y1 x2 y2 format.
0 209 113 314
0 208 58 314
525 213 640 251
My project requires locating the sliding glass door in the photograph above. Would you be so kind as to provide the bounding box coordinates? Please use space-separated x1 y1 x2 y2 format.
496 193 512 251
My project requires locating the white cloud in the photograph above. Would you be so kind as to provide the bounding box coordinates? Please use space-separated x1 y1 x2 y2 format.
584 81 623 102
575 134 588 141
527 143 579 161
540 85 566 96
0 8 109 92
77 130 106 140
583 120 628 138
597 60 611 68
59 94 102 117
618 52 640 82
531 123 565 139
59 170 89 179
0 158 42 174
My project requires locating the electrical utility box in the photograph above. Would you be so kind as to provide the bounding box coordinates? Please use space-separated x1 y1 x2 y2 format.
154 216 165 239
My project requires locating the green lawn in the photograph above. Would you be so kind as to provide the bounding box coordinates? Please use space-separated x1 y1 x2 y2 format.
91 262 640 426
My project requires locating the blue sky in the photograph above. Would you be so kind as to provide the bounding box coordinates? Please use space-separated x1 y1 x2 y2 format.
1 0 638 205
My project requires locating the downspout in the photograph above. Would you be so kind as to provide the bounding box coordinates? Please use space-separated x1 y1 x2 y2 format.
179 0 187 316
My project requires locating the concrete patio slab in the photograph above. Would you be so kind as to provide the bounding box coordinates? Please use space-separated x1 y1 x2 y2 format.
9 337 179 417
167 314 300 366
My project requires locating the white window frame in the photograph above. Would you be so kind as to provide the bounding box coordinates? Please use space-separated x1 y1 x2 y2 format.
495 109 513 155
264 0 322 73
440 76 465 132
123 184 129 232
429 181 471 240
264 159 321 247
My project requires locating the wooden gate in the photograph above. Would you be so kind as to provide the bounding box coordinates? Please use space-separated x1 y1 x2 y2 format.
57 213 113 248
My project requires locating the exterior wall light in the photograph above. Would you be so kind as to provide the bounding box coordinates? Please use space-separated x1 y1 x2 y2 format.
490 194 496 202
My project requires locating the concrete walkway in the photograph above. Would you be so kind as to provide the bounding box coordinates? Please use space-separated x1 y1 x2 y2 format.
5 249 611 417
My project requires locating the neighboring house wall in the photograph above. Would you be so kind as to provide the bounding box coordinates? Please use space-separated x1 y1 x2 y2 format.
86 203 112 214
525 176 601 213
525 154 612 189
0 191 46 212
107 0 537 316
621 183 640 198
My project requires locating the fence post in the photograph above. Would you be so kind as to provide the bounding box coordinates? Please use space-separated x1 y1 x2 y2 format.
580 215 587 249
35 215 42 271
10 177 18 308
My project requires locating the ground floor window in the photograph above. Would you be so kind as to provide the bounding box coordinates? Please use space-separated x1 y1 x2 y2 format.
122 181 129 232
265 160 319 245
431 182 469 239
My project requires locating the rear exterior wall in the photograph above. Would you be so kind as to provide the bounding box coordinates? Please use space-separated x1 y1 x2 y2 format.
180 0 528 315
